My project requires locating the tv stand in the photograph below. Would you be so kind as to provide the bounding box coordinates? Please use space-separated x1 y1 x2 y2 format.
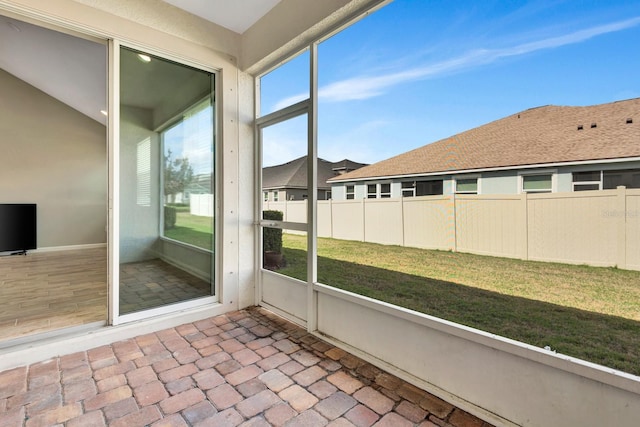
0 250 27 258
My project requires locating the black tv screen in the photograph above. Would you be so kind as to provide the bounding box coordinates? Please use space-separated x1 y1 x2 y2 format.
0 204 37 253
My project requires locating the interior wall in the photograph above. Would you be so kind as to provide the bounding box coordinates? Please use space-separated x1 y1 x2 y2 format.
119 105 160 263
0 68 106 248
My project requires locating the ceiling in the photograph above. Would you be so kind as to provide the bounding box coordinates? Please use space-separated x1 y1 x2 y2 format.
0 16 108 124
0 1 281 126
162 0 281 34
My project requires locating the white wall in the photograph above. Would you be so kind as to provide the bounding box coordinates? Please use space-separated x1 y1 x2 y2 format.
119 106 160 263
0 68 107 249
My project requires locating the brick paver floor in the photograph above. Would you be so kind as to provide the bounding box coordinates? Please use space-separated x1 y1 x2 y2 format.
0 307 494 427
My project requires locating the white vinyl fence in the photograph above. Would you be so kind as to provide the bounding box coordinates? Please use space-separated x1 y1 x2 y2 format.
190 193 214 217
263 186 640 271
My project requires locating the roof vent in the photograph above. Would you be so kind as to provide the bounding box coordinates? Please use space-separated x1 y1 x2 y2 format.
627 118 633 124
591 122 597 128
577 125 584 130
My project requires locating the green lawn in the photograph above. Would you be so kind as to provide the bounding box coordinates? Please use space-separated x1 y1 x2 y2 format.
164 211 213 250
278 234 640 376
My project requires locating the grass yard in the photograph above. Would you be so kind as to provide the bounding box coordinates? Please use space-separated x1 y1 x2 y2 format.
164 211 213 251
279 234 640 376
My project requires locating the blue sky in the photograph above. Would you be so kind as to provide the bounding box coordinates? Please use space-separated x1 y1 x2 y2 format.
260 0 640 167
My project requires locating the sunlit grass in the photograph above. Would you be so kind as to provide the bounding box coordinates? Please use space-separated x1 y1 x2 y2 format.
279 233 640 375
164 212 213 251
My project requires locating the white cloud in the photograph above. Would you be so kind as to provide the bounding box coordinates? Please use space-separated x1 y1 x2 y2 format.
270 16 640 108
272 94 308 112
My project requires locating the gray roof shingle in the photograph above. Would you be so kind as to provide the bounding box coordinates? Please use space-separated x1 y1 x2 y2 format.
263 156 367 189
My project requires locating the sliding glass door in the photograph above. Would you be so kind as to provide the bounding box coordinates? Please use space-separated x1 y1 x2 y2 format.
118 46 216 316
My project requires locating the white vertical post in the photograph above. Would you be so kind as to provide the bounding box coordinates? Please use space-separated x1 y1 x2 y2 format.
307 43 319 332
108 39 120 325
616 186 627 269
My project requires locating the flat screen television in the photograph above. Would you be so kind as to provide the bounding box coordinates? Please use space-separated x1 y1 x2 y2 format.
0 204 37 253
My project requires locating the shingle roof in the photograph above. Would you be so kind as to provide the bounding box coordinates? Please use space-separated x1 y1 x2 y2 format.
263 156 367 189
330 98 640 182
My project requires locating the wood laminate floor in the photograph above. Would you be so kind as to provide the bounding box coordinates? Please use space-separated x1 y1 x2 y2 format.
0 248 107 342
0 248 213 342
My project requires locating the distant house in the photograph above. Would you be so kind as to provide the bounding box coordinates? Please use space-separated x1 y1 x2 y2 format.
263 156 367 201
329 98 640 199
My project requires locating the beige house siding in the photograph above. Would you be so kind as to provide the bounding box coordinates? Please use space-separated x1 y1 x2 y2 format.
264 187 640 270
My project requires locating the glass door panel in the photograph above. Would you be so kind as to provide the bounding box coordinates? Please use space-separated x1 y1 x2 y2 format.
119 46 215 315
260 114 309 279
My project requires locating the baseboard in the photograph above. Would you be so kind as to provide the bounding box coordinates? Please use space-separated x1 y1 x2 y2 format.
160 254 211 283
35 243 107 253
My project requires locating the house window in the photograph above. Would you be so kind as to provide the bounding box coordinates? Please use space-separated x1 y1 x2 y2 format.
136 137 151 207
346 185 355 200
572 169 640 191
603 169 640 189
402 180 444 197
456 178 478 194
401 182 415 197
367 184 377 198
573 171 602 191
273 191 279 202
263 191 269 201
380 183 391 198
416 180 443 196
522 174 552 193
161 97 214 250
367 183 392 198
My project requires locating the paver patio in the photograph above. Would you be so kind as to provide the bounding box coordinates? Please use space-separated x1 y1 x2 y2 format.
0 307 494 427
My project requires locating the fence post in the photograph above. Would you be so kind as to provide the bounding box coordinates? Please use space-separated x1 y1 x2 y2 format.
452 193 457 252
361 198 366 242
616 186 627 270
523 192 529 261
401 197 406 247
329 199 334 239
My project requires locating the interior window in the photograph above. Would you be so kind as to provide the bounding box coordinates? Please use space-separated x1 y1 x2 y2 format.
161 98 214 250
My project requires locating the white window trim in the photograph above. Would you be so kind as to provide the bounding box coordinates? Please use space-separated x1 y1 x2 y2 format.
572 170 603 191
379 182 391 198
454 174 481 194
366 182 392 198
518 169 557 194
345 184 355 199
401 181 416 197
402 179 445 197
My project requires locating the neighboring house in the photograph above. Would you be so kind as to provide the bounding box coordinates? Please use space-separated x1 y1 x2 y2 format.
329 98 640 199
263 156 366 201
